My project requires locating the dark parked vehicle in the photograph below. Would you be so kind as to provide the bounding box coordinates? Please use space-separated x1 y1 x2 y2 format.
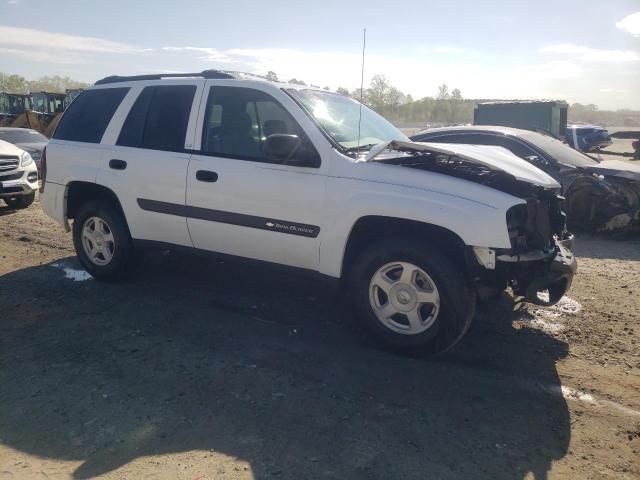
411 126 640 232
0 127 47 170
565 124 612 152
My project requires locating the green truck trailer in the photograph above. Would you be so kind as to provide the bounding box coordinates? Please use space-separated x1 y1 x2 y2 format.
474 100 568 139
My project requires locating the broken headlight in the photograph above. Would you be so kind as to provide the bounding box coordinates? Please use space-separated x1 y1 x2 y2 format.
506 204 529 251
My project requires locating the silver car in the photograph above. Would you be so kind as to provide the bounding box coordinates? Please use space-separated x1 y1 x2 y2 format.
0 128 48 171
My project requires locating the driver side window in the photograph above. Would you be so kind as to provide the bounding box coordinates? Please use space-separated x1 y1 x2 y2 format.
201 86 320 167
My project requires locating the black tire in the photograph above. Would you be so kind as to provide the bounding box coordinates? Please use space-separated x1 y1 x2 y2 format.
348 238 476 355
72 200 136 281
4 192 35 209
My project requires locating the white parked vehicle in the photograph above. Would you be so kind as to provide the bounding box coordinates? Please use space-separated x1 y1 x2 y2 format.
0 139 38 209
40 70 576 354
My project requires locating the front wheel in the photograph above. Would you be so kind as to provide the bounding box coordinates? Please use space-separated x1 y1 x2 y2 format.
72 200 137 281
349 239 476 355
4 192 35 209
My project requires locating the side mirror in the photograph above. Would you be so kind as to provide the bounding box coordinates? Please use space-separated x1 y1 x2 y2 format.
264 134 300 160
264 134 320 167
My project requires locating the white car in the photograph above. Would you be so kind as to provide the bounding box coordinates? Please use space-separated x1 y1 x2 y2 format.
40 70 576 354
0 139 38 209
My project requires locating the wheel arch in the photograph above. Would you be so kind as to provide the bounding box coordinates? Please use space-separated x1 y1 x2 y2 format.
339 216 470 279
65 181 128 227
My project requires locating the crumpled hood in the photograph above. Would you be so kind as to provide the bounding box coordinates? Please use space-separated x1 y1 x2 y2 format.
365 140 560 189
585 159 640 182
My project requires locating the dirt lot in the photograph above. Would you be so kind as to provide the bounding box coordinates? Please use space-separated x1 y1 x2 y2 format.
0 200 639 480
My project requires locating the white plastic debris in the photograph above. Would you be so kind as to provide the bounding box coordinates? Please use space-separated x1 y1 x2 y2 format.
50 263 93 282
520 295 582 334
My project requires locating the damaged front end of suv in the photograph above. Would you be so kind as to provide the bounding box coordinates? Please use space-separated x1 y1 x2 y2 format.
365 140 577 306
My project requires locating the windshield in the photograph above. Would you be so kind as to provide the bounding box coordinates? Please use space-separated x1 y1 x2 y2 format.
288 89 408 150
520 131 599 167
0 129 48 144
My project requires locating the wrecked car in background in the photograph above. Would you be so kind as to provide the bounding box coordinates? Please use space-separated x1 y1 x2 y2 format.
565 124 612 152
411 126 640 232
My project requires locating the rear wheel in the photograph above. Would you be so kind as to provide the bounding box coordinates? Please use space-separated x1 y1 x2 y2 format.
4 192 35 209
349 238 476 355
72 200 136 281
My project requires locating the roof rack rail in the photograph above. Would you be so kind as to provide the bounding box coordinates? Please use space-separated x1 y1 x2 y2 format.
94 69 235 85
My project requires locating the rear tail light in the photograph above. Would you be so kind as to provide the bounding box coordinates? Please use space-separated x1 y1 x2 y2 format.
39 146 47 193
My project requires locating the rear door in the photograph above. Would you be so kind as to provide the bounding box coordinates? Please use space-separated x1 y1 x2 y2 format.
98 80 203 247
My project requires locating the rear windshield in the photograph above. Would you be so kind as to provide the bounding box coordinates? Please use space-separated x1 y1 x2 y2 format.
520 131 599 167
53 88 129 143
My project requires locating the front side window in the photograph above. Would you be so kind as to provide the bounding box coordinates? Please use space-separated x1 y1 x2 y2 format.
288 89 408 151
117 85 196 152
53 88 129 143
499 137 539 159
201 86 319 167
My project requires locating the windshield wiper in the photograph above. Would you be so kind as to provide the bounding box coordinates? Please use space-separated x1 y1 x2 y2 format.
343 143 378 153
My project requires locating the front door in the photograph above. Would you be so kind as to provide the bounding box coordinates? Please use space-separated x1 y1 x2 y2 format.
186 83 327 270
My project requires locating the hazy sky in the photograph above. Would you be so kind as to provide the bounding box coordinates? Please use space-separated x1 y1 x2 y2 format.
1 0 639 109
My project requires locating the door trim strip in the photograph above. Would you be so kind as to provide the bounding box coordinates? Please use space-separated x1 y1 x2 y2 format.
137 199 320 238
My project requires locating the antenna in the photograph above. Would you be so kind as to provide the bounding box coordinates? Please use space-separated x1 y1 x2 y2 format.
357 28 366 149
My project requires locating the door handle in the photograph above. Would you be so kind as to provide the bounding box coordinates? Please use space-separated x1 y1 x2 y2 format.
109 159 127 170
196 170 218 182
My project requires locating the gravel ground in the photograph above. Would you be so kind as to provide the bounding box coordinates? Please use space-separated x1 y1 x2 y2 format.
0 200 639 480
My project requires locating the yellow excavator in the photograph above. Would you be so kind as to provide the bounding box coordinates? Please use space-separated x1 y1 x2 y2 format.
0 89 81 137
0 93 32 127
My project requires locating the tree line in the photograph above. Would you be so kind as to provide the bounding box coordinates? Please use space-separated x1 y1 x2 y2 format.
3 70 638 127
0 72 88 94
279 71 640 127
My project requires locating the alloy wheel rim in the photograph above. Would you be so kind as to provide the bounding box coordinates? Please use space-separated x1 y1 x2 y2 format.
368 261 441 335
81 216 115 266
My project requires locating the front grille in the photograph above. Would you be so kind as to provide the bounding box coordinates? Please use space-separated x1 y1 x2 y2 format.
0 171 23 181
0 155 19 173
0 186 23 194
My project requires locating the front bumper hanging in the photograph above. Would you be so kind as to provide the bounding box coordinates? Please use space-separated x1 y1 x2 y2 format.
521 240 577 306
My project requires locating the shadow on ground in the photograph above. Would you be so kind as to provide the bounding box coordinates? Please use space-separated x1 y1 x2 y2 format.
0 251 570 479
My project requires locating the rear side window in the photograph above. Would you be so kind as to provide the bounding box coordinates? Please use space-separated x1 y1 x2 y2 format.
53 88 129 143
423 133 498 146
117 85 196 152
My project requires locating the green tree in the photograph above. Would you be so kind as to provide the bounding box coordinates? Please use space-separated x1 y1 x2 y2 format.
0 73 29 93
288 78 306 86
28 75 88 93
265 71 278 82
336 87 350 96
350 87 368 105
437 84 450 100
367 74 391 112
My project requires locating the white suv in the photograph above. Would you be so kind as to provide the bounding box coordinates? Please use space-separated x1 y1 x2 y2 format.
0 139 38 209
40 70 576 354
